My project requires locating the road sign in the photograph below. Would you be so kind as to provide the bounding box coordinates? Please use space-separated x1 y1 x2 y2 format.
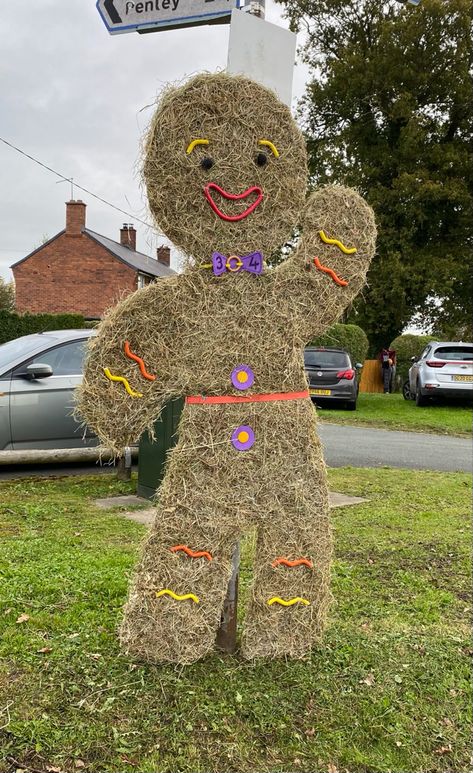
96 0 237 35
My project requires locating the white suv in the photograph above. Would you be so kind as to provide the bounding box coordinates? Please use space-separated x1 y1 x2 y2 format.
408 341 473 406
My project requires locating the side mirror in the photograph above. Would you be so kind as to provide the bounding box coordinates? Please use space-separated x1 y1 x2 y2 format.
355 363 363 370
25 363 53 379
410 356 418 363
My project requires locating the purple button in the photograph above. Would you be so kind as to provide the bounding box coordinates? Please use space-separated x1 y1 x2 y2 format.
231 425 255 451
231 364 255 391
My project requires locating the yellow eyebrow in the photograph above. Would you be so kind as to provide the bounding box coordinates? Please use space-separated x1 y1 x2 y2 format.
258 139 280 158
186 138 209 154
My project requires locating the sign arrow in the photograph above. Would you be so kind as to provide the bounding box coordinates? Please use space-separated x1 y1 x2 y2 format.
103 0 122 24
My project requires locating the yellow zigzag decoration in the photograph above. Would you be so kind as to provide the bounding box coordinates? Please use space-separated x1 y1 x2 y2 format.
267 596 310 607
319 230 357 255
103 367 143 398
156 589 200 603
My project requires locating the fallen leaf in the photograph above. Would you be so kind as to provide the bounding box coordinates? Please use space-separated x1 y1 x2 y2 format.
304 727 316 736
15 613 30 624
235 691 242 703
327 764 339 773
360 673 375 687
293 759 301 766
393 674 403 684
3 608 12 615
46 766 64 772
36 646 53 654
68 632 80 639
395 741 402 747
434 744 452 755
74 760 86 769
88 653 102 660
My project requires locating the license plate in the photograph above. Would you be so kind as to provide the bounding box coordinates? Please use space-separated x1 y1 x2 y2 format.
310 388 332 395
453 375 473 382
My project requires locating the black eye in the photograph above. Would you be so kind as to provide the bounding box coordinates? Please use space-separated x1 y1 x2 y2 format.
256 152 268 167
201 156 214 170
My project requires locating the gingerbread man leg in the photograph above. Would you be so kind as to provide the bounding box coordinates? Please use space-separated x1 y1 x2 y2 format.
119 479 240 665
241 441 332 660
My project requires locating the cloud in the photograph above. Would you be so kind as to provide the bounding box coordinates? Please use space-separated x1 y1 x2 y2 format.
0 0 308 281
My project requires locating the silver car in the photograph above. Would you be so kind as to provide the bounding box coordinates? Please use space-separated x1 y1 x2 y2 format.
408 340 473 406
0 329 97 450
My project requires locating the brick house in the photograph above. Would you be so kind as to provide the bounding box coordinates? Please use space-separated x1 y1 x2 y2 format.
11 200 174 319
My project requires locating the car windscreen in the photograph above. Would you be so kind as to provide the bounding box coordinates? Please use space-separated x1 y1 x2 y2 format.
304 350 350 368
0 335 57 372
433 346 473 361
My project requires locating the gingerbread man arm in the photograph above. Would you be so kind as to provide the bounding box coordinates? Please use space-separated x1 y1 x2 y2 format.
76 277 183 455
274 185 376 342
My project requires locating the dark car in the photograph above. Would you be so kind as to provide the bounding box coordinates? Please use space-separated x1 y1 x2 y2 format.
0 329 98 450
304 347 361 410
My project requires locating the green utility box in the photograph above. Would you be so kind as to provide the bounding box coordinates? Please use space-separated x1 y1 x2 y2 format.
137 399 184 500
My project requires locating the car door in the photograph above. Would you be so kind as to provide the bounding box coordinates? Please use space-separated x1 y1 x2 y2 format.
10 338 96 449
0 369 12 450
409 344 430 392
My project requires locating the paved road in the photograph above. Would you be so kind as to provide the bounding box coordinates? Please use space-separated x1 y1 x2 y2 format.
0 425 470 479
318 423 471 473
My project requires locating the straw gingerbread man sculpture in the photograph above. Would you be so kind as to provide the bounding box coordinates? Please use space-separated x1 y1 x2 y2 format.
78 73 376 664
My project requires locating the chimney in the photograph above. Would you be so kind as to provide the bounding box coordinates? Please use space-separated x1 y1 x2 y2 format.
66 200 86 236
157 245 171 267
120 223 136 251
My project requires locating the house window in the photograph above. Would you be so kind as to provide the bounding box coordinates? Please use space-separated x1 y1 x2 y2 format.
137 273 146 289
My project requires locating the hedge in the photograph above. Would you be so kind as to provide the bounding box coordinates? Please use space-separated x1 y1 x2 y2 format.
0 310 86 346
389 333 437 384
311 323 369 366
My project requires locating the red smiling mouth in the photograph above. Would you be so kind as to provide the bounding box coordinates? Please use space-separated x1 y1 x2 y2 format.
203 183 263 222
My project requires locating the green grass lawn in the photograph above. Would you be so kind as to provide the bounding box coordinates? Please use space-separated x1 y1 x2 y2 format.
317 392 472 436
0 470 471 773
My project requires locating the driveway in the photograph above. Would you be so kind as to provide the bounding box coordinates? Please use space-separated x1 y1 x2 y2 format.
318 423 471 473
0 424 470 479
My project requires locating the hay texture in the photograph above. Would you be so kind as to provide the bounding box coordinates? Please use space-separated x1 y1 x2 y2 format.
77 72 376 664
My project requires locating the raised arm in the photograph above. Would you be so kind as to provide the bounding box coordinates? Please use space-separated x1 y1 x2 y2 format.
274 185 376 342
76 275 183 455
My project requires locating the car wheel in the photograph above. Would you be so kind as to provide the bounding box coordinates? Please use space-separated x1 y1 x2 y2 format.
402 380 412 400
346 400 357 411
415 381 428 407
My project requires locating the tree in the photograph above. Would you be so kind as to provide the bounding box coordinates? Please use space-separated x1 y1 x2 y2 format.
0 278 14 311
276 0 473 352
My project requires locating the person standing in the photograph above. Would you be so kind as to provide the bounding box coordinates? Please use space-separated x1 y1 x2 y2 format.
379 347 396 393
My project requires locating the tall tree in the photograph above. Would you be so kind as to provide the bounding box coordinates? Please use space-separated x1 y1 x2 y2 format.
277 0 472 352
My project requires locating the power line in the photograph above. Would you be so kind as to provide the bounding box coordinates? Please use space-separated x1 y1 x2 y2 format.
0 136 155 230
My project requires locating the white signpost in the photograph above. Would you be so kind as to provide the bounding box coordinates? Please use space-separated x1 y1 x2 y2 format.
227 8 297 106
96 0 237 35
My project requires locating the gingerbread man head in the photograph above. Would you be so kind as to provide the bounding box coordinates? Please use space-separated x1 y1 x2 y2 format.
143 72 307 264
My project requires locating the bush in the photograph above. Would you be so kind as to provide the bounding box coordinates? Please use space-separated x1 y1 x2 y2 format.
311 323 369 365
0 310 86 346
389 333 437 384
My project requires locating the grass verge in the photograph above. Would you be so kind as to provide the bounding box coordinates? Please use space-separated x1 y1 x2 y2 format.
317 392 472 436
0 470 471 773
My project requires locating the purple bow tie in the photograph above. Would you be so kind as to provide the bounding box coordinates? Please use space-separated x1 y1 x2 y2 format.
211 251 263 276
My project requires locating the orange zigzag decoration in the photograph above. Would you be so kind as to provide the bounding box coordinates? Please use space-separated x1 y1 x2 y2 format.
313 257 349 287
272 557 313 569
170 544 213 562
124 341 156 381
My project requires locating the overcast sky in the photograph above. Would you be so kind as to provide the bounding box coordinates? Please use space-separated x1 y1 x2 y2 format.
0 1 310 282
